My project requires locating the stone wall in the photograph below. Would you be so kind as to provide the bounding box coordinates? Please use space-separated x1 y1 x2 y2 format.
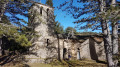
59 37 106 61
26 3 58 63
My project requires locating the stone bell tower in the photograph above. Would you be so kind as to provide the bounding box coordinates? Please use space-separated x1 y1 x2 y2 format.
29 2 55 36
27 3 58 63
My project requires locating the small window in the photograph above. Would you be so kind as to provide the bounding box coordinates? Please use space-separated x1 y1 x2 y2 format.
63 48 67 53
47 39 49 46
47 8 49 16
40 7 43 15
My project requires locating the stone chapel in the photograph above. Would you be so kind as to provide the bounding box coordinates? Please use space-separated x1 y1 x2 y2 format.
26 2 106 63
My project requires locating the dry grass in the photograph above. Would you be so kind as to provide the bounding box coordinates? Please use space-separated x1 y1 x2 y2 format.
0 60 107 67
27 63 64 67
26 60 107 67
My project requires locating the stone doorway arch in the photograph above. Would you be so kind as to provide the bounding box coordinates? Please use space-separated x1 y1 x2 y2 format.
77 48 80 60
63 48 67 59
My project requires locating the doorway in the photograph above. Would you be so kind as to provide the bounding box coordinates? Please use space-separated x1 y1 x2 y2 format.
77 48 80 60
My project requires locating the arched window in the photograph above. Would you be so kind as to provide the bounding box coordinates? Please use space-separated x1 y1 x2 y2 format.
63 48 67 59
47 8 49 16
77 48 80 60
40 7 43 15
47 39 49 46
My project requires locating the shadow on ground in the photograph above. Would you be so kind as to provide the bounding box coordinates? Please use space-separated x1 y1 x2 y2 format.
0 52 30 67
49 59 107 67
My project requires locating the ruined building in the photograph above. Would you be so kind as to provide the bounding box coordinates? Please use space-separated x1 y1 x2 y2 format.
26 3 106 63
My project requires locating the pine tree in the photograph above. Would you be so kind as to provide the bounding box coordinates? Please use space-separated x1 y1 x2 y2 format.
53 21 63 61
0 20 32 55
59 0 120 66
54 21 64 34
65 27 78 35
46 0 53 7
0 0 38 55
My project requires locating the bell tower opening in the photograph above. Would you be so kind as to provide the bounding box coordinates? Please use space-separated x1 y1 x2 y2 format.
40 7 43 15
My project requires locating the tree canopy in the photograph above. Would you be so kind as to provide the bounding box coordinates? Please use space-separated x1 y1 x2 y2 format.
64 27 78 35
46 0 53 7
0 0 38 54
54 21 64 34
59 0 120 31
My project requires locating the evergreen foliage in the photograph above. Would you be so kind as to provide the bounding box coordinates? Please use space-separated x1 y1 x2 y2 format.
16 34 31 47
78 32 100 35
59 0 120 31
64 27 78 35
46 0 53 7
54 21 64 34
59 0 120 66
0 15 11 25
0 0 38 53
0 23 31 52
0 0 32 27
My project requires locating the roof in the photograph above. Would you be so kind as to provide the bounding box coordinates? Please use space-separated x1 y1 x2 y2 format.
57 34 103 42
30 2 54 10
59 35 103 43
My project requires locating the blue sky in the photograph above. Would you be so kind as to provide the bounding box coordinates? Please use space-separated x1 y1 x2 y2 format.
5 0 120 33
42 0 120 33
40 0 94 32
7 0 101 32
42 0 77 30
6 0 77 31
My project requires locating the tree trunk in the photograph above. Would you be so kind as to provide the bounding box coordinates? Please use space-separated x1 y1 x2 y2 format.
0 0 8 21
112 22 118 55
102 21 114 67
100 0 115 67
111 0 118 55
111 0 118 66
112 23 118 67
111 0 116 7
57 34 61 61
0 38 2 56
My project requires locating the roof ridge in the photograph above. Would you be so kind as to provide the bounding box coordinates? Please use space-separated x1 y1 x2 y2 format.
34 2 54 8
